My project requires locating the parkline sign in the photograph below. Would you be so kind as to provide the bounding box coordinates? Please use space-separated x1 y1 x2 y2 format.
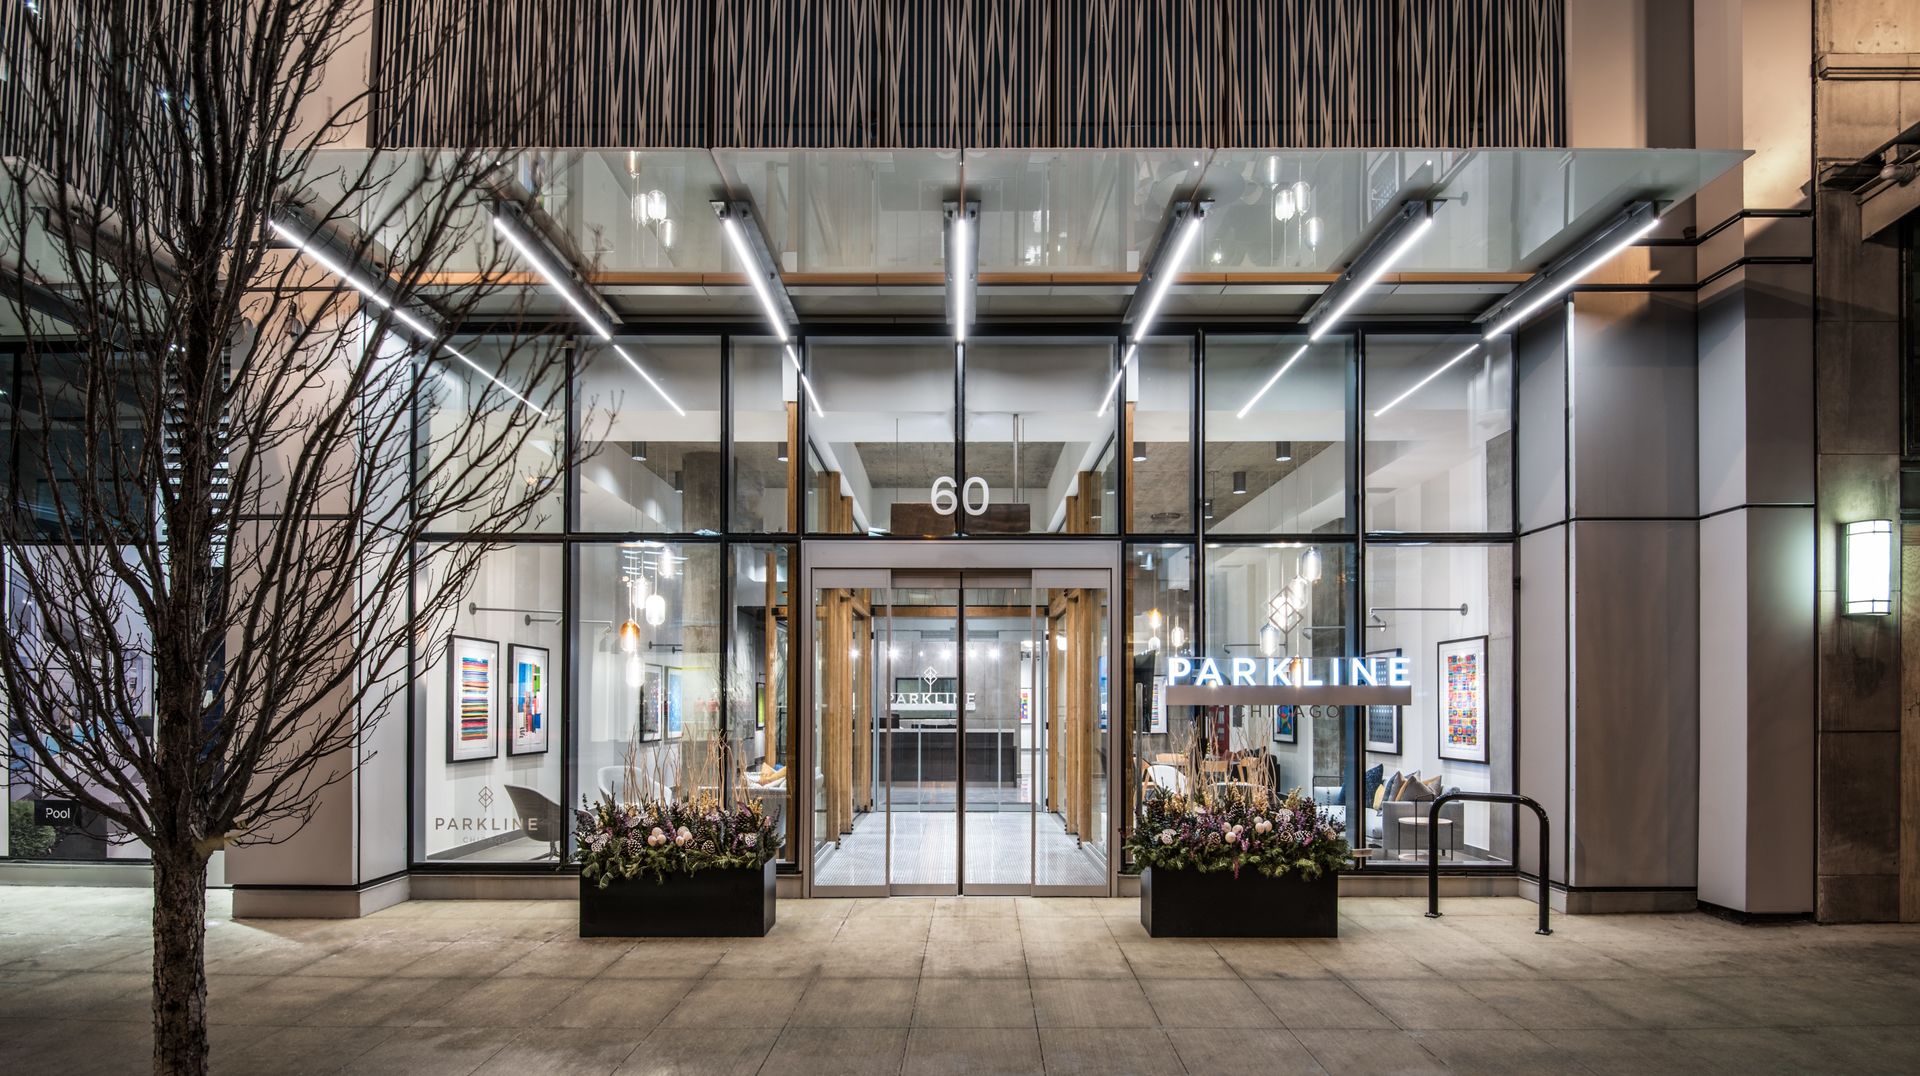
1163 655 1412 706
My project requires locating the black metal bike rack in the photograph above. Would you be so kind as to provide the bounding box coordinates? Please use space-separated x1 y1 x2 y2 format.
1423 791 1552 936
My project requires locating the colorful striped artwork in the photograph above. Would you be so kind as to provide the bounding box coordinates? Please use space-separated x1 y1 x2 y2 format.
448 636 499 762
459 656 491 740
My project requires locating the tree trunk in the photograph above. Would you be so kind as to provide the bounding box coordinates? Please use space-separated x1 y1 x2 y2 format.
151 847 209 1076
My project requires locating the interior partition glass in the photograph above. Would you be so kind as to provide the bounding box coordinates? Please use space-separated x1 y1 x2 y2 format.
731 544 795 861
1036 579 1111 887
413 543 564 864
1362 334 1513 533
963 338 1116 534
881 584 958 888
1126 338 1194 534
1361 544 1514 866
571 542 722 822
1203 335 1353 535
812 575 887 888
806 339 953 536
416 337 566 533
574 337 722 533
732 338 797 533
1202 543 1355 823
1123 542 1196 863
963 585 1035 887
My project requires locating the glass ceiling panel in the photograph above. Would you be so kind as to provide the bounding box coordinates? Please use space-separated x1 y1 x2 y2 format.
712 149 959 274
262 147 1747 286
1192 148 1749 275
963 149 1207 274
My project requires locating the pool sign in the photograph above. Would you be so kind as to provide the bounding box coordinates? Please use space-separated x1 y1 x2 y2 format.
1164 654 1412 706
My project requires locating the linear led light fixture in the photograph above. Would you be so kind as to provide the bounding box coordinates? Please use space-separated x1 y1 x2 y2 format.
1300 199 1435 341
491 206 683 416
714 199 798 339
268 219 548 418
1477 200 1659 338
945 200 978 343
1373 343 1480 417
713 199 820 416
1099 200 1209 416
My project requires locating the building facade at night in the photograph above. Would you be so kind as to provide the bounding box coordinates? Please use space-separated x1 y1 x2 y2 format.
5 0 1920 928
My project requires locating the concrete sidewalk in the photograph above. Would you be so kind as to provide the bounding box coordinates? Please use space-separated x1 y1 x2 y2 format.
2 887 1919 1074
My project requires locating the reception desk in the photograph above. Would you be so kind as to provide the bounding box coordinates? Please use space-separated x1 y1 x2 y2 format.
885 717 1018 786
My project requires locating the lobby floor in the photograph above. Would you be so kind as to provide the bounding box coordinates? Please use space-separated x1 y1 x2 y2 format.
3 887 1920 1075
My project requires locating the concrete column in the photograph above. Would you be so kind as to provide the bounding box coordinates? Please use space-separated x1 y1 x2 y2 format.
1810 0 1917 922
1691 0 1819 917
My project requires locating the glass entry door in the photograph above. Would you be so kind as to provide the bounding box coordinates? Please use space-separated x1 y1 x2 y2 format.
809 563 1110 896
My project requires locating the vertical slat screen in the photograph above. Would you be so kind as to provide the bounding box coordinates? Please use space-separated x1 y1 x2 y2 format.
388 0 1565 148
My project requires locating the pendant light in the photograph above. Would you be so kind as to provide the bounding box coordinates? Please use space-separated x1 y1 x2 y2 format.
617 618 642 654
1274 441 1292 462
645 592 667 627
1300 545 1324 583
625 654 644 688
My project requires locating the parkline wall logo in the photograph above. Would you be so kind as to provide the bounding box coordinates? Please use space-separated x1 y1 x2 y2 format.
1164 654 1412 706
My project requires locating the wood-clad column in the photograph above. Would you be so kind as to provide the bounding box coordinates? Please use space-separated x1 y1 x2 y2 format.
853 597 872 813
785 401 798 531
1046 593 1065 815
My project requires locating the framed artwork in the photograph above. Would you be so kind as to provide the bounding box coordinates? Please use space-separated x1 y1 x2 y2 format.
1272 705 1298 744
756 680 767 731
1364 647 1403 755
447 635 500 762
665 668 685 739
1018 688 1031 724
1150 675 1168 735
1437 635 1488 763
636 664 663 742
507 645 549 756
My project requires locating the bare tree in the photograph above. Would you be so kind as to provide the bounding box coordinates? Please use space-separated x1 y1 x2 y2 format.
0 2 571 1072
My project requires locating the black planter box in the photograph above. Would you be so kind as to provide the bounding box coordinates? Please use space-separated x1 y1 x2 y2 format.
579 859 777 937
1140 866 1338 937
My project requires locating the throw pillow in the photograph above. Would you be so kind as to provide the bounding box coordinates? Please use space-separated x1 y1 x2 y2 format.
1363 763 1384 807
1390 770 1421 800
1421 775 1445 800
1402 777 1436 802
1375 771 1401 808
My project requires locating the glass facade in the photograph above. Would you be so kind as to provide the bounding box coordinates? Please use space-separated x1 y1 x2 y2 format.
0 328 1516 874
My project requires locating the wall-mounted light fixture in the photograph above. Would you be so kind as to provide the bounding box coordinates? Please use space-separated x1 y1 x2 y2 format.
1843 519 1895 615
1133 441 1149 462
1232 471 1248 495
1274 441 1293 462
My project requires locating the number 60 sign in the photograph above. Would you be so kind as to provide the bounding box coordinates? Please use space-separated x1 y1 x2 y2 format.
930 475 990 516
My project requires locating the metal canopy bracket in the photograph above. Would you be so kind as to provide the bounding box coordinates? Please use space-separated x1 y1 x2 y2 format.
491 198 622 331
712 198 799 332
1299 198 1436 338
1122 199 1210 330
1475 199 1659 337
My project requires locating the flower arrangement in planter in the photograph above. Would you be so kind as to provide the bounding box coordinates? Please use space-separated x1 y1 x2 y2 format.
575 794 776 887
574 791 780 937
1128 785 1350 937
